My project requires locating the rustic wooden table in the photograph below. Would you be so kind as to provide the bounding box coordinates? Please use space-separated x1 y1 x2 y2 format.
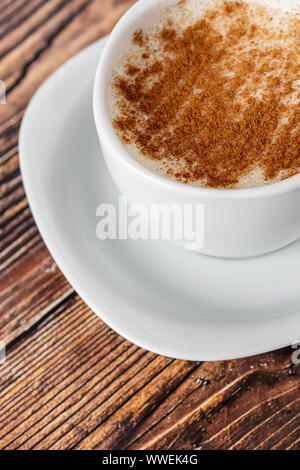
0 0 300 451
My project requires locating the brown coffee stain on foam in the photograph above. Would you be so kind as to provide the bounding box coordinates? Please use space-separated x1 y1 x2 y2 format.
112 0 300 189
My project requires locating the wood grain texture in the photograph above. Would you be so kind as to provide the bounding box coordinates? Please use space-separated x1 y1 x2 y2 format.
0 0 300 450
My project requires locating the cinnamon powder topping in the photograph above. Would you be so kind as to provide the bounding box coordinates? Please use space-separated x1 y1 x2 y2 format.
111 0 300 189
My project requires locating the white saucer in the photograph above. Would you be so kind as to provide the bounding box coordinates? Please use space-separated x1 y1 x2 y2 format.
20 38 300 361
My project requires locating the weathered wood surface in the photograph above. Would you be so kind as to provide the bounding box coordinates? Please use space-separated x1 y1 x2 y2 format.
0 0 299 450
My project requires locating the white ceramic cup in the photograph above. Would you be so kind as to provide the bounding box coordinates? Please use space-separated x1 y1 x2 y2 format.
93 0 300 258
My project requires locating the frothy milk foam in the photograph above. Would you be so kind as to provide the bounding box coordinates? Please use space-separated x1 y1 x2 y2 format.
110 0 300 189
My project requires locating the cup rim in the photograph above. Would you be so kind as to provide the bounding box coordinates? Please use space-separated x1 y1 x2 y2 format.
93 0 300 200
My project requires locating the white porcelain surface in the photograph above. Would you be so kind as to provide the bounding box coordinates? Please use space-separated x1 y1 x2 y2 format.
94 0 300 258
20 38 300 360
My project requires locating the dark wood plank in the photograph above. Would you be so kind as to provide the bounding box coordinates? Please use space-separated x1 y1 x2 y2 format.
0 0 135 125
